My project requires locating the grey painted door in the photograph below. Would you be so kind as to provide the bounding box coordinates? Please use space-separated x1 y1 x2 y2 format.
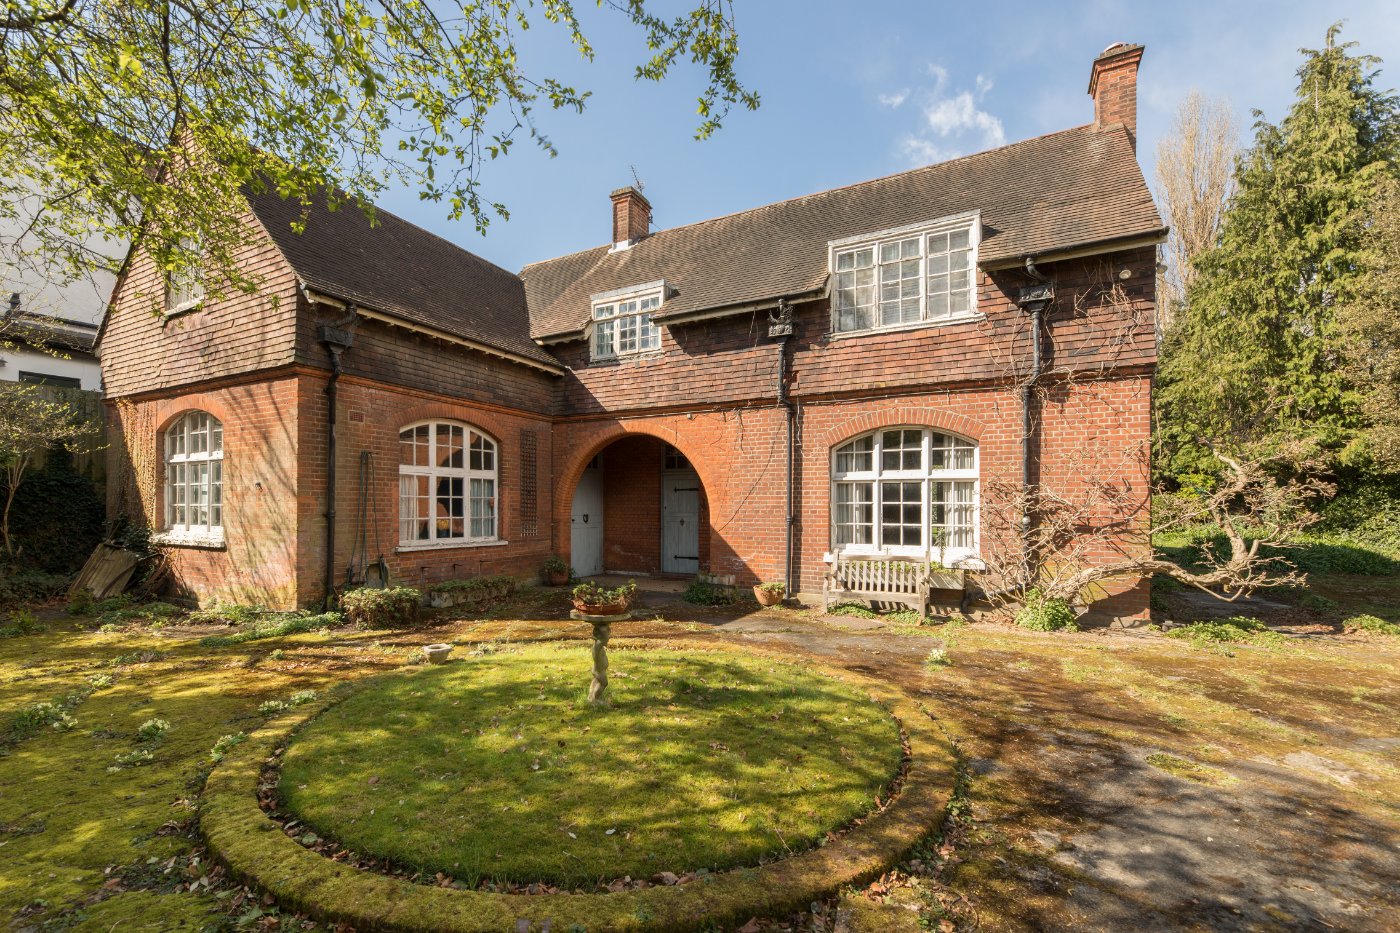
662 471 701 574
571 460 605 577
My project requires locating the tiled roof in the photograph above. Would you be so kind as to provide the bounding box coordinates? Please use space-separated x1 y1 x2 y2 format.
246 188 561 367
521 124 1164 340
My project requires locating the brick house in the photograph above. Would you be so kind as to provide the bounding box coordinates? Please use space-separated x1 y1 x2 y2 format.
98 43 1163 620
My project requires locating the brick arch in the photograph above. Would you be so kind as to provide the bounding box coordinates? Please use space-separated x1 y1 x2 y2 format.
152 396 235 433
817 405 985 451
389 402 501 438
551 422 722 566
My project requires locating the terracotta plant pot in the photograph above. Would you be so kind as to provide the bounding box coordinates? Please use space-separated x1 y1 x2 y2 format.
572 599 629 617
547 570 569 586
753 585 785 607
423 643 453 664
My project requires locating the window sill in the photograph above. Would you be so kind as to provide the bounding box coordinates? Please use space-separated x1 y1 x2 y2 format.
152 529 226 550
823 551 983 571
162 302 204 320
588 349 665 367
396 539 509 553
827 313 984 341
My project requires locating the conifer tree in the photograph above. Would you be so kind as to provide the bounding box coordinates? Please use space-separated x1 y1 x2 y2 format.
1158 24 1399 483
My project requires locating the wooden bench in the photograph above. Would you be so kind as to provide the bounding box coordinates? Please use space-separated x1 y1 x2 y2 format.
821 558 964 615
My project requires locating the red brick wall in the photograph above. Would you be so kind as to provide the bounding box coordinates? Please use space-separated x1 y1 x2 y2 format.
105 375 303 608
293 372 556 607
549 374 1151 620
600 437 662 573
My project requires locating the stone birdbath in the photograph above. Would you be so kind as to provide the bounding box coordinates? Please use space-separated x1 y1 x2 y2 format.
569 582 637 705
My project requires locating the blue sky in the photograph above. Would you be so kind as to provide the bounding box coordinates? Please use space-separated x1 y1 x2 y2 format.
381 0 1400 273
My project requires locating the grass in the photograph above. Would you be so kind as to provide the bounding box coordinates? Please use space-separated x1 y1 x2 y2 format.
1345 614 1400 636
197 610 340 646
1143 751 1236 786
1164 616 1287 650
3 579 1399 930
278 646 904 887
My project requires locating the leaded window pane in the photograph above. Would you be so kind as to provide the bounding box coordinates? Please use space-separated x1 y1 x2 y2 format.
834 435 873 474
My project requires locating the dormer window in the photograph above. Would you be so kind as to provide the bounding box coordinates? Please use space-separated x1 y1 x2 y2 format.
590 282 664 361
829 212 980 335
165 237 205 315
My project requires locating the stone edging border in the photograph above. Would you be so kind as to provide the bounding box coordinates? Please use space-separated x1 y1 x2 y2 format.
200 640 957 933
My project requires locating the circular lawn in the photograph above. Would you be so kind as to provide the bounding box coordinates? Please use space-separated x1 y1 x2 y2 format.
276 645 904 888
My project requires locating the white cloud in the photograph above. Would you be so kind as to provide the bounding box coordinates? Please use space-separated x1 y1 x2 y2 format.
895 64 1005 167
878 89 910 109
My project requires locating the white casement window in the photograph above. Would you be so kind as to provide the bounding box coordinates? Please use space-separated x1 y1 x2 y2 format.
830 427 978 564
830 212 980 335
165 238 206 315
591 285 663 361
398 421 498 546
164 411 223 536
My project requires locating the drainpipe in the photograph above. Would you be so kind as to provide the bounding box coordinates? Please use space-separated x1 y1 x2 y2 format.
769 300 796 595
962 260 1053 613
1017 258 1053 587
319 311 357 609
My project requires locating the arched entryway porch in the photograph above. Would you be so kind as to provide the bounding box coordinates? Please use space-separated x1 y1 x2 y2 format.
561 434 712 579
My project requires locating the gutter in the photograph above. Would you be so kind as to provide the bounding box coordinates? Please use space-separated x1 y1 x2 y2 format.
979 231 1166 271
300 285 564 376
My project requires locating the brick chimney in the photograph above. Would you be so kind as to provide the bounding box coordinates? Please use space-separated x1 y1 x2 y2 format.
1088 42 1144 149
610 186 651 248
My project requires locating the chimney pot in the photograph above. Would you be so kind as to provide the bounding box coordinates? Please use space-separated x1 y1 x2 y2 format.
1088 42 1144 149
610 186 651 247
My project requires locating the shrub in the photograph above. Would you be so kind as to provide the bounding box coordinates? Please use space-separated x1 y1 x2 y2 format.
185 603 269 626
0 566 71 607
682 579 736 606
96 601 182 628
341 587 421 629
1344 614 1400 636
136 718 171 742
5 449 104 574
198 611 340 647
541 556 569 579
109 748 154 771
209 732 247 763
755 582 786 595
1015 589 1079 632
1165 616 1286 649
0 610 45 638
10 702 77 736
257 690 319 716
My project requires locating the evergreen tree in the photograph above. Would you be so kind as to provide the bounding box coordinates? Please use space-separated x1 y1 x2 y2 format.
1158 24 1399 484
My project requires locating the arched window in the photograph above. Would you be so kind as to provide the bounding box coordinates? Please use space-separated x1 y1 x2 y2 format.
165 411 223 535
398 421 498 546
831 427 978 563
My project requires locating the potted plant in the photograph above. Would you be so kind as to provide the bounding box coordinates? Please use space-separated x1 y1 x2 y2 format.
571 580 637 616
541 556 570 587
753 582 786 607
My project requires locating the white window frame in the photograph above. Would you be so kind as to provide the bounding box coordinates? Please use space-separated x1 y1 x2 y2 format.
165 237 206 315
397 420 501 549
162 411 224 543
827 211 981 336
829 426 979 565
589 281 665 361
